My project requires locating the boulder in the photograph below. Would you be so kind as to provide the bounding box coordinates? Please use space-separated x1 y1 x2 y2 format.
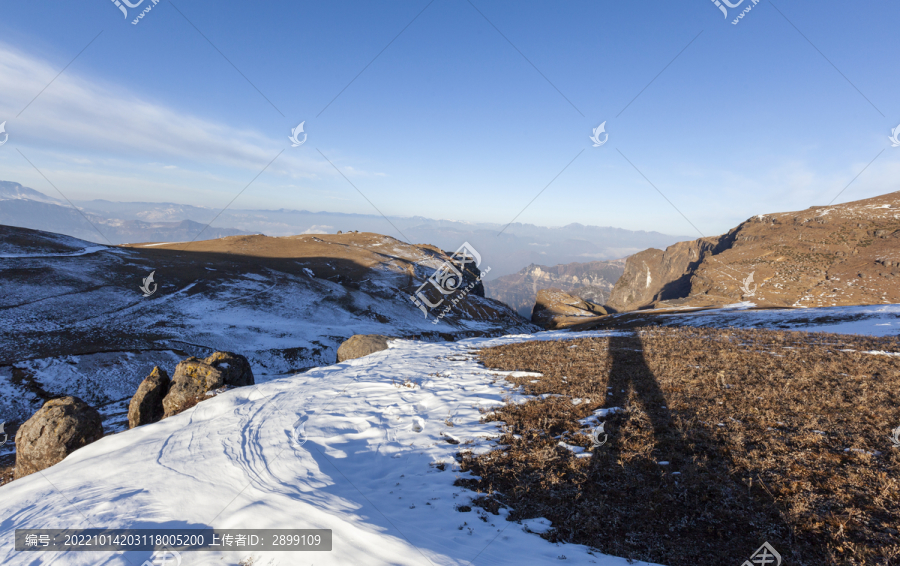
14 396 103 479
531 288 608 330
336 334 392 363
128 366 170 428
162 352 254 418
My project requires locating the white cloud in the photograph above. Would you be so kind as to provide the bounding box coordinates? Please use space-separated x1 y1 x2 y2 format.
300 225 334 234
0 42 383 180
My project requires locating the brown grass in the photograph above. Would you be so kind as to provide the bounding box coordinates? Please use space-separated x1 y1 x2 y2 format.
458 327 900 565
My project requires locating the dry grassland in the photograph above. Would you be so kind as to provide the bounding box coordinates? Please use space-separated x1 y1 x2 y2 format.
458 328 900 565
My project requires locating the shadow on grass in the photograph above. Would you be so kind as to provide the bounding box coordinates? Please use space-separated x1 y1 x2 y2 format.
583 332 791 565
465 331 827 566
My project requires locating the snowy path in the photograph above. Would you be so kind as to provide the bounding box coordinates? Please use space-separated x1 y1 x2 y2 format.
0 331 657 566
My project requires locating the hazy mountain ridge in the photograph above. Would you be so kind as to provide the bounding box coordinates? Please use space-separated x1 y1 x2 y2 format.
0 180 687 279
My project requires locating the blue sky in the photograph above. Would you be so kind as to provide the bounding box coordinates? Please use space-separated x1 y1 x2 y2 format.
1 1 898 238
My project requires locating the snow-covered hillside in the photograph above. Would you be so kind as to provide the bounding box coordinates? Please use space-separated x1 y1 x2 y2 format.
0 331 658 566
0 225 535 427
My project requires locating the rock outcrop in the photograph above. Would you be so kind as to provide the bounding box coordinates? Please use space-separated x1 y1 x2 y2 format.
162 352 254 418
531 288 608 330
606 191 900 311
485 260 625 318
606 237 731 312
14 396 103 479
336 335 393 362
128 366 170 428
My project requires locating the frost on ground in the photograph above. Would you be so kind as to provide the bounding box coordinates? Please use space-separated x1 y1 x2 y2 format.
0 331 657 566
601 303 900 337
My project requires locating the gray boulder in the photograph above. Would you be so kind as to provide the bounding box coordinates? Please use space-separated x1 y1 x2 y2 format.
14 396 103 480
162 352 254 418
336 334 393 363
128 366 170 428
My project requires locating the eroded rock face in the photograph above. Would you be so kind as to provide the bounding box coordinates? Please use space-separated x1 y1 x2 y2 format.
162 352 254 418
606 191 900 311
14 396 103 479
606 237 728 312
336 335 393 363
485 260 625 319
531 288 608 330
128 366 170 428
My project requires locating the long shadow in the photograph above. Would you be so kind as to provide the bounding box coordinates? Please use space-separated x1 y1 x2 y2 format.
584 331 791 566
603 332 674 454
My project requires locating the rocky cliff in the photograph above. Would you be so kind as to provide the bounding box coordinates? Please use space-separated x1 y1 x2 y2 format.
485 260 625 318
607 191 900 311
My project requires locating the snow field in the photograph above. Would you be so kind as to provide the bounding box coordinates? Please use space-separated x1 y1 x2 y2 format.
0 330 658 566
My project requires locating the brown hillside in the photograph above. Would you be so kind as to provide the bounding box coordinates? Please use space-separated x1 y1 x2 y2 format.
607 191 900 311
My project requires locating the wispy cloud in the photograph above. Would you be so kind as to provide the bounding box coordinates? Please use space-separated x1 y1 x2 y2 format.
0 42 382 180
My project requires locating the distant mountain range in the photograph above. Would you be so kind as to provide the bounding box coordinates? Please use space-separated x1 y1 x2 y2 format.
0 181 247 244
0 180 687 280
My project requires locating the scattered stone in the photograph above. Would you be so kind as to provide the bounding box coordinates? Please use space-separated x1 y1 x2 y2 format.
162 352 254 418
128 366 170 428
14 396 103 479
336 334 393 363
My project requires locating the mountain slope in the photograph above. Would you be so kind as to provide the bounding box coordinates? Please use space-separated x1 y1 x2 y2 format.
0 225 535 427
485 260 625 318
607 191 900 311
